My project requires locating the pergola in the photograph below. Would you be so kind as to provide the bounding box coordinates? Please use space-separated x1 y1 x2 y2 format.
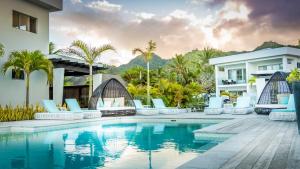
49 54 106 76
48 54 108 106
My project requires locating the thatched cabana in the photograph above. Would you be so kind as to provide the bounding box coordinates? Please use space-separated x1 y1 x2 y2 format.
89 78 136 116
255 71 292 114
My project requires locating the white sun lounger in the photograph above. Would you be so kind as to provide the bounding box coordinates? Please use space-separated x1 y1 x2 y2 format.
269 94 296 121
152 98 187 114
232 96 254 115
65 99 102 119
204 97 223 115
34 100 83 120
133 100 159 115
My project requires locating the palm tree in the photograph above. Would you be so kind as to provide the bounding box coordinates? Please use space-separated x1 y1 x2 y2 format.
1 50 53 106
169 54 189 85
0 43 4 57
133 40 156 105
65 40 115 99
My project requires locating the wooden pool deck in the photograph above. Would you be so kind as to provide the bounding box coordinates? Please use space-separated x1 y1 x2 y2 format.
179 116 300 169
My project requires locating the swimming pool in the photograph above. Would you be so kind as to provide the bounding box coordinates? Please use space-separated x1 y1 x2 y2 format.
0 121 228 169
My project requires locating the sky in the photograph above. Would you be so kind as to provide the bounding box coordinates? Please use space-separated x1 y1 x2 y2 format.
49 0 300 66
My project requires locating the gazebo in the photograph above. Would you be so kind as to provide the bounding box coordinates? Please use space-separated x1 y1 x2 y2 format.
89 78 136 116
48 54 107 107
255 71 292 114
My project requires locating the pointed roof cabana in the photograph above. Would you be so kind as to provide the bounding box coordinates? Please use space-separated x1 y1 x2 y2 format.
255 71 292 114
89 78 136 116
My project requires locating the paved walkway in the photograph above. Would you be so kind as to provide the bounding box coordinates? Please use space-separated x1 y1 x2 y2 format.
179 116 300 169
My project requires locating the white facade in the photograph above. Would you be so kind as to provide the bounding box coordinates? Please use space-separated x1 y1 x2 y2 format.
0 0 61 106
209 47 300 99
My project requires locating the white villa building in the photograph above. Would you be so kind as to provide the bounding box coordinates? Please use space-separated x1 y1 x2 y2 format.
209 47 300 100
0 0 109 107
0 0 63 106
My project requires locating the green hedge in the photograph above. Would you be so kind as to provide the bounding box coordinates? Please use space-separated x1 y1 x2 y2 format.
0 105 44 122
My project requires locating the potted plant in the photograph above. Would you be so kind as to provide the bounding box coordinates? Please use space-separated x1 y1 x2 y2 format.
287 68 300 134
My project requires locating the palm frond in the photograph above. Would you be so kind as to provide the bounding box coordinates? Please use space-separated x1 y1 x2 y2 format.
0 43 4 57
92 44 115 62
132 48 145 56
71 40 91 60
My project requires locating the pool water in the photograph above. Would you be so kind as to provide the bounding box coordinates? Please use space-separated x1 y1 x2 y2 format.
0 122 226 169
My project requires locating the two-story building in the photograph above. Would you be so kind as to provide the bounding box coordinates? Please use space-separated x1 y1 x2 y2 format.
0 0 63 106
209 47 300 100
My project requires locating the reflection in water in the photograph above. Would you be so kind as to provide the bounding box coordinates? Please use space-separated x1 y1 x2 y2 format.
0 122 224 169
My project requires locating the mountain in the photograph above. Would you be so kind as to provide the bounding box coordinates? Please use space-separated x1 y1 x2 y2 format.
115 54 169 73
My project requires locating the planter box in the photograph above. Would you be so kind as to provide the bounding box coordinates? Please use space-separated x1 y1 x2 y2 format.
292 81 300 134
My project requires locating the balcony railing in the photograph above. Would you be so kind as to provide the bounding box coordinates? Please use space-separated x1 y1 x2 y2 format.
220 80 246 85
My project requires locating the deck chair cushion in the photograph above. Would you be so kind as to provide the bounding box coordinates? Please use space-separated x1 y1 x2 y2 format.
43 100 60 113
65 99 83 113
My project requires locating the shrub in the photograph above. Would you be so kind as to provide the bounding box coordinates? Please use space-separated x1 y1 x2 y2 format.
0 105 44 122
287 68 300 83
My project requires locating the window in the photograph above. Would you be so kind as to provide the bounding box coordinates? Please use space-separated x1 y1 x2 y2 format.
297 62 300 68
227 68 246 83
258 63 283 71
12 69 25 80
12 11 37 33
287 59 293 64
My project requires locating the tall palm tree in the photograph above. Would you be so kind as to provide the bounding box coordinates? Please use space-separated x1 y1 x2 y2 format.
0 43 4 57
1 50 53 106
65 40 115 99
133 40 156 105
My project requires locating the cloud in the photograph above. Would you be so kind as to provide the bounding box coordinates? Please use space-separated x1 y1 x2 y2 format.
70 0 82 4
135 12 155 20
50 0 300 65
86 0 122 12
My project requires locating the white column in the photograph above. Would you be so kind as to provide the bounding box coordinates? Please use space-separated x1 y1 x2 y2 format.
245 62 250 93
93 73 103 91
53 68 65 105
215 66 220 96
282 57 288 72
256 78 266 101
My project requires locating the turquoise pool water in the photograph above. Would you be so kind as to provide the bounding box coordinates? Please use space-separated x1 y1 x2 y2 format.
0 122 226 169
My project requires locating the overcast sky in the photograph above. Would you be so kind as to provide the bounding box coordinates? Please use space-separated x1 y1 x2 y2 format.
49 0 300 66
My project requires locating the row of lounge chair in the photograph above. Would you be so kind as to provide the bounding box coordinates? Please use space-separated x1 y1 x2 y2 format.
34 98 189 120
34 99 102 120
134 99 188 115
204 96 254 115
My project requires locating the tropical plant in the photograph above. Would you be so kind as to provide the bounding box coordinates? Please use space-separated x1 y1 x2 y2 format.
1 50 53 106
49 42 60 54
169 54 190 85
64 76 74 86
133 40 156 105
0 43 4 57
122 66 147 85
248 76 257 88
195 47 222 93
0 105 44 122
287 68 300 83
64 40 115 99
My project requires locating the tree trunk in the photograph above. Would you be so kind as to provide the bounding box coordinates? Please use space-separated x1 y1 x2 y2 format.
89 65 93 101
147 61 150 105
26 73 30 107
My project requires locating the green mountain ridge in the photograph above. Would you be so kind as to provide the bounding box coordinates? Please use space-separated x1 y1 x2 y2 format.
112 41 300 73
115 54 169 73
